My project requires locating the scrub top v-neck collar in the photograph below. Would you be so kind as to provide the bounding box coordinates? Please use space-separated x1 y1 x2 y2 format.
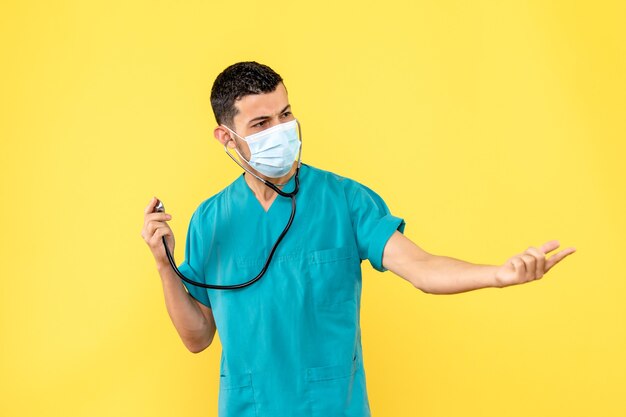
236 164 307 216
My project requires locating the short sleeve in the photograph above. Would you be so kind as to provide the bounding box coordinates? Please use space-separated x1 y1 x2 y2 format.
177 209 211 308
349 182 406 272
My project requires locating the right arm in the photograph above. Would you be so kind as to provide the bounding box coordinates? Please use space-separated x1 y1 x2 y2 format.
142 197 216 353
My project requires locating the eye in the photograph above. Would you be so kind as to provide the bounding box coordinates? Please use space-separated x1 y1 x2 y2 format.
252 120 267 128
281 111 292 118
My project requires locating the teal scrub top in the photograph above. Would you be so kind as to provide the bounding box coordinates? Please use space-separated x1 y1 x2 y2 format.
178 163 405 417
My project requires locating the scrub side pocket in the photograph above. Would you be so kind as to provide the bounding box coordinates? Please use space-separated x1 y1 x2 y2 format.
307 246 360 306
218 372 257 417
306 355 370 417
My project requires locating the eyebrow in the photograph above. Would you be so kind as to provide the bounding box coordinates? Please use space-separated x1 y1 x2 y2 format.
247 105 291 125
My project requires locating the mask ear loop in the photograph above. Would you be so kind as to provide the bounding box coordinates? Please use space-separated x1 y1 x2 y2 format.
294 119 303 170
221 119 303 192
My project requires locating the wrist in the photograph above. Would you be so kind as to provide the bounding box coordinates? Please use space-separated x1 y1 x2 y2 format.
156 259 174 275
491 265 505 288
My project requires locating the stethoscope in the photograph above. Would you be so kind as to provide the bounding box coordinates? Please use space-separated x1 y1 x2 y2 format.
155 119 303 290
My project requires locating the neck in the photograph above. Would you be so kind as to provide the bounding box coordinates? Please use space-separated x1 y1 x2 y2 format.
243 162 298 202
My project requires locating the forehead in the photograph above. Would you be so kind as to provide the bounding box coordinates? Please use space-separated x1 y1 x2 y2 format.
233 82 289 122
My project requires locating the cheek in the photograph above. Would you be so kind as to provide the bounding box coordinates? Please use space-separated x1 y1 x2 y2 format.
235 139 252 159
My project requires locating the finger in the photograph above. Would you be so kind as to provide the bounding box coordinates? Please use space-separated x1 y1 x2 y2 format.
149 224 172 247
145 219 171 238
511 257 525 282
520 254 536 281
144 212 172 226
144 196 158 215
540 240 560 255
525 247 546 279
545 247 577 272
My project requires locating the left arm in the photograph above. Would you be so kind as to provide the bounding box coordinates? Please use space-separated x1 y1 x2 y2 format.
382 231 576 295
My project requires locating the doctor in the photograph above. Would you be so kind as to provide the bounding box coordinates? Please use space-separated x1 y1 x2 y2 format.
141 61 576 417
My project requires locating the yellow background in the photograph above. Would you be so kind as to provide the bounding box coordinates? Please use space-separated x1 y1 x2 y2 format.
1 1 624 416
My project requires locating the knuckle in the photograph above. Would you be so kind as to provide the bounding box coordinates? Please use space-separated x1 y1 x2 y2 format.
527 247 541 257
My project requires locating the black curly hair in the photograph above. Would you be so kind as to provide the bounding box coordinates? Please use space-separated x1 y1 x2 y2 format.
210 61 284 129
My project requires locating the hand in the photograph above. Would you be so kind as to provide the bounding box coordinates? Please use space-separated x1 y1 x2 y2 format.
494 240 576 288
141 196 175 268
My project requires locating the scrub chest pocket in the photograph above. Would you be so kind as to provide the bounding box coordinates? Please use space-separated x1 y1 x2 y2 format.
306 246 361 307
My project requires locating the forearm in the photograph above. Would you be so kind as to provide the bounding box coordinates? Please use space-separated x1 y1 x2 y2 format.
157 262 213 352
419 255 501 295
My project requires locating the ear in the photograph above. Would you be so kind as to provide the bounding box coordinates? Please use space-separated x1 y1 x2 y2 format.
214 126 236 148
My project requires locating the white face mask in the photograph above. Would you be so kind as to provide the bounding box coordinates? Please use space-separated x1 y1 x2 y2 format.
223 119 301 178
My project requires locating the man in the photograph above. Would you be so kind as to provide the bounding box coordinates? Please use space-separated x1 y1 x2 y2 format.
141 61 576 416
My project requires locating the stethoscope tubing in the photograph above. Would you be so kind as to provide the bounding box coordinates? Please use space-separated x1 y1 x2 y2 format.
160 169 299 289
158 120 303 290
